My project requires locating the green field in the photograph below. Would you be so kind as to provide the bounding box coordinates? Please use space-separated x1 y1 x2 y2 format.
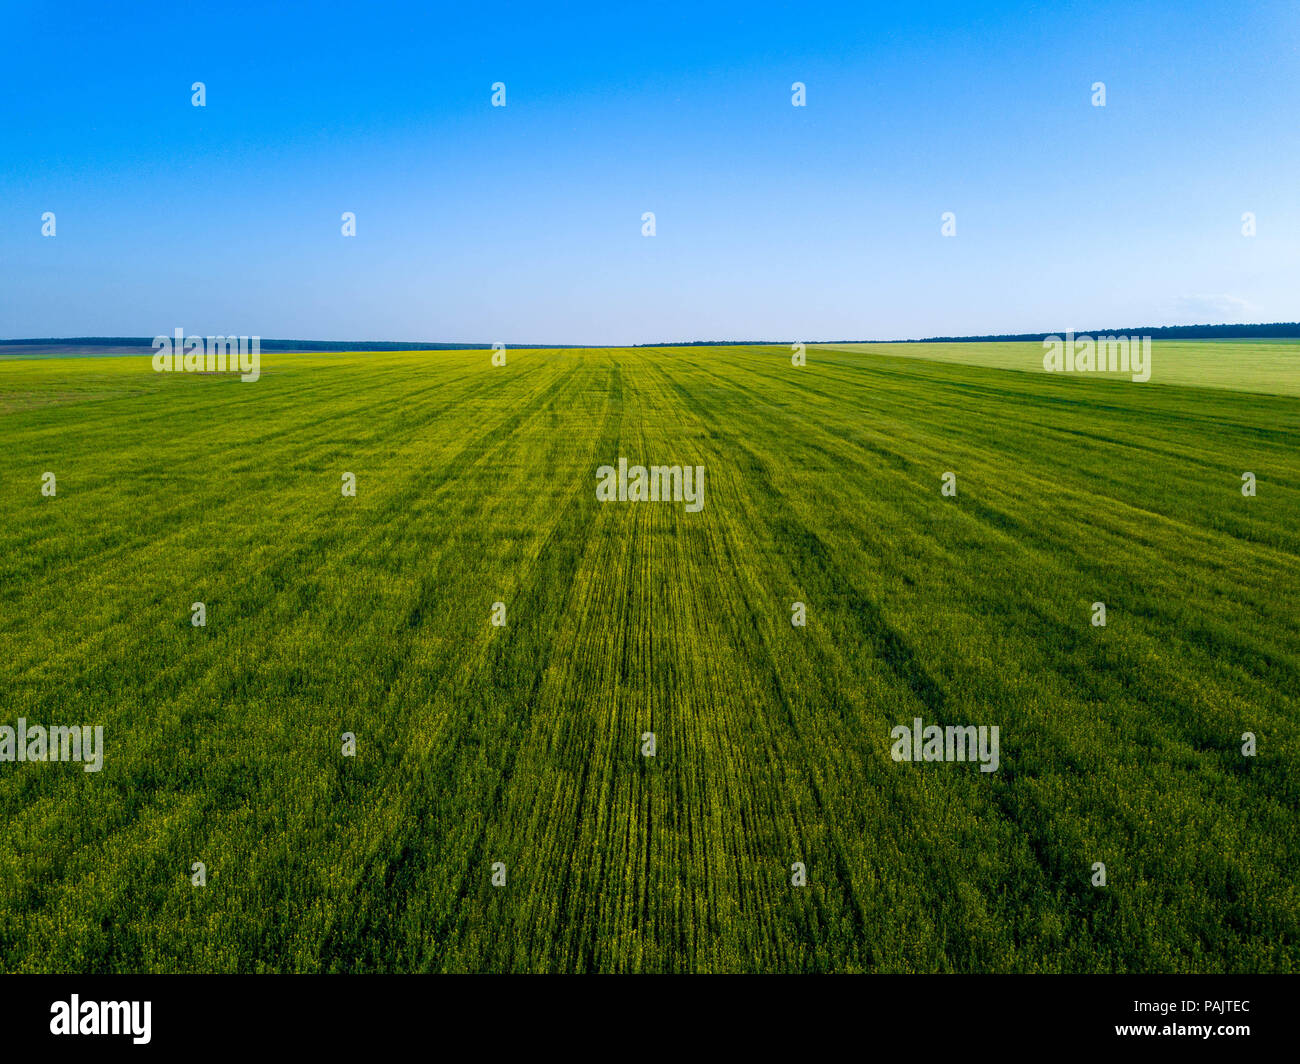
1 343 1297 973
815 340 1300 396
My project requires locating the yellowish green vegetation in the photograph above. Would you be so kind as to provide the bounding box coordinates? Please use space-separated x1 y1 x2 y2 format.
0 344 1296 972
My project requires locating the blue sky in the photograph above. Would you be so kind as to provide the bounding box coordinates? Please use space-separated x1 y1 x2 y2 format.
2 0 1298 344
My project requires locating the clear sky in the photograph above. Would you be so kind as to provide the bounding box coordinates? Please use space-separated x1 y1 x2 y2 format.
3 0 1298 344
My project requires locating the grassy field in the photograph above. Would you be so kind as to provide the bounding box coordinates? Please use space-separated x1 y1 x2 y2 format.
1 343 1297 973
815 340 1300 396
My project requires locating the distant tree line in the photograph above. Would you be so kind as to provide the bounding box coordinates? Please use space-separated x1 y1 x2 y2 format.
5 324 1298 350
636 324 1300 345
0 338 577 351
897 323 1300 342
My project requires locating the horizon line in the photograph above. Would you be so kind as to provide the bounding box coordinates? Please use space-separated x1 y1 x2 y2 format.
3 321 1300 351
